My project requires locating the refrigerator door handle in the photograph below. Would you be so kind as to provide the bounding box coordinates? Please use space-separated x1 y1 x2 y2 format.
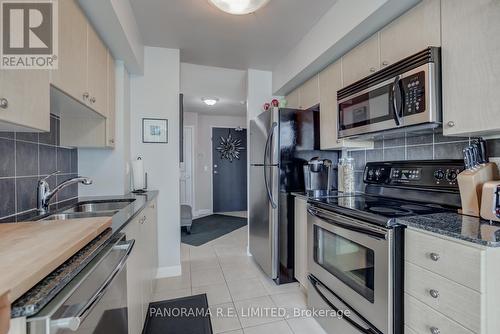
264 122 278 209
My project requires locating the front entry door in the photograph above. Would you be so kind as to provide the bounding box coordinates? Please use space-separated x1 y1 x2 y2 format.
212 127 247 213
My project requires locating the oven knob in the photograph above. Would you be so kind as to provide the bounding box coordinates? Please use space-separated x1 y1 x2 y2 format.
375 170 381 178
446 170 458 181
434 170 445 180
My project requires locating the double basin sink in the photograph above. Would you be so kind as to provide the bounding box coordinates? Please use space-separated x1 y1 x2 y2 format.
39 199 135 221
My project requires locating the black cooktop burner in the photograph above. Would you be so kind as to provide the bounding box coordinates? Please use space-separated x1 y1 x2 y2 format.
309 194 457 227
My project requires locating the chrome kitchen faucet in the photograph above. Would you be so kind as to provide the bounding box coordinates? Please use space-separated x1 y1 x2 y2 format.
37 171 93 214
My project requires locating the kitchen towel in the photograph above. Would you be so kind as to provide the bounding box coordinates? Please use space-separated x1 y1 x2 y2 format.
131 158 145 191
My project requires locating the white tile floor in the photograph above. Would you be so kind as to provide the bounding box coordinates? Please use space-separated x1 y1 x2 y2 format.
153 225 327 334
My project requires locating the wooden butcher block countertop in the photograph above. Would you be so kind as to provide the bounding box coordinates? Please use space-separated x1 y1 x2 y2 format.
0 217 112 302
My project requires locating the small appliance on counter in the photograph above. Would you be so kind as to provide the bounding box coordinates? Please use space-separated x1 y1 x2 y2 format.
131 157 148 193
458 139 499 217
303 157 333 197
480 181 500 222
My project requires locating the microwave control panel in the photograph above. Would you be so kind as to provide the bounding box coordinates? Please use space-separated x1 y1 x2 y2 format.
364 162 464 189
402 71 426 116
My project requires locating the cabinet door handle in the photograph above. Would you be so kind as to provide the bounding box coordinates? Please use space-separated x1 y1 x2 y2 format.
369 67 376 73
429 289 439 298
90 97 96 104
447 121 455 128
429 253 440 261
83 92 89 101
109 139 115 144
430 327 440 334
382 61 389 66
0 98 8 109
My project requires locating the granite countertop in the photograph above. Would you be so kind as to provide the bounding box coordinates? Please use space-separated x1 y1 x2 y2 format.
7 190 159 318
397 212 500 247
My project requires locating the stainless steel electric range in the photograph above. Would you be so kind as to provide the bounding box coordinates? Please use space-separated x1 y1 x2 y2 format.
306 160 464 334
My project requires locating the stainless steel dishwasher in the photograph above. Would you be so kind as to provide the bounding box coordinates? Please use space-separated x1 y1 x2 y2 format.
27 234 134 334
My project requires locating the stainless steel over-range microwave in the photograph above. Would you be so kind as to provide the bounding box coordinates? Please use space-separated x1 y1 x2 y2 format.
337 47 442 139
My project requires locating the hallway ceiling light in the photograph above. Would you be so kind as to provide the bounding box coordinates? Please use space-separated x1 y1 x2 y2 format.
208 0 271 15
202 97 219 106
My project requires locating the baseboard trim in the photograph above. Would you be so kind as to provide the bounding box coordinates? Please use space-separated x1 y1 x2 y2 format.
156 265 182 279
194 209 212 218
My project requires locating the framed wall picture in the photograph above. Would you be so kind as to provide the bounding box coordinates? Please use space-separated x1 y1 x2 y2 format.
143 118 168 143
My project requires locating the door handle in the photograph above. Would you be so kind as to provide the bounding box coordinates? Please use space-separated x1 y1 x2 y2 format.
264 122 278 209
50 238 134 331
308 275 382 334
391 75 403 126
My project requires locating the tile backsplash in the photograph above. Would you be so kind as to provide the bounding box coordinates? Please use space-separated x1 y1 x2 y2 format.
347 130 500 192
0 114 78 220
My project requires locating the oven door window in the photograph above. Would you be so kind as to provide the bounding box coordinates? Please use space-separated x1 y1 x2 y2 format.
338 84 393 131
314 225 375 303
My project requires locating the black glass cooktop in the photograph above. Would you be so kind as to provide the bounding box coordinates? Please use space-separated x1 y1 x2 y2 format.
309 194 458 227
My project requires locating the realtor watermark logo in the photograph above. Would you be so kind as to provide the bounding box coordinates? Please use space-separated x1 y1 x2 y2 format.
0 0 58 69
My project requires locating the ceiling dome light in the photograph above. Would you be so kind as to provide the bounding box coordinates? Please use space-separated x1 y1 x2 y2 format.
202 97 219 106
208 0 271 15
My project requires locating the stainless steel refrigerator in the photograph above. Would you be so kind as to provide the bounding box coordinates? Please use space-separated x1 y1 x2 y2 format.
249 107 322 284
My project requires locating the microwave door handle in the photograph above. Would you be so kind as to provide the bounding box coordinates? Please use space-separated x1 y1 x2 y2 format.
308 275 382 334
391 75 403 126
50 239 135 331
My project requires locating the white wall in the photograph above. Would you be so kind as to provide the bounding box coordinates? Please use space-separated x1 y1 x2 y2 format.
183 112 246 216
130 46 181 277
272 0 419 94
78 61 131 196
246 70 273 123
246 69 273 254
78 0 144 74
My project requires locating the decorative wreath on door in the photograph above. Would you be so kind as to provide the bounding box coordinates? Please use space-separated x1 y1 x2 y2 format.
216 129 245 162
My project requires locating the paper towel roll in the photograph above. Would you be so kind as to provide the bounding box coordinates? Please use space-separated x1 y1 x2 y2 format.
131 159 144 190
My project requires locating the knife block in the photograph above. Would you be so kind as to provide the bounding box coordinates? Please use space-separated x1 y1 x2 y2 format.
458 163 499 217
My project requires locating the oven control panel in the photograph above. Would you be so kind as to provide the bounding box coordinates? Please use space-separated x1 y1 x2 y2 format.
364 161 464 189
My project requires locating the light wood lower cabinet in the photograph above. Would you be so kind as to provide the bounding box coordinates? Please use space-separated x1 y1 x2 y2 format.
294 196 308 289
125 199 158 334
405 294 474 334
405 227 500 334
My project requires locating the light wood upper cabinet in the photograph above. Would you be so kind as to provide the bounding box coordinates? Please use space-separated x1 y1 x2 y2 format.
380 0 441 68
86 26 108 116
318 60 373 150
285 88 300 109
0 70 49 132
441 0 500 137
106 53 116 148
342 34 380 86
299 75 320 109
319 61 342 149
51 0 87 103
